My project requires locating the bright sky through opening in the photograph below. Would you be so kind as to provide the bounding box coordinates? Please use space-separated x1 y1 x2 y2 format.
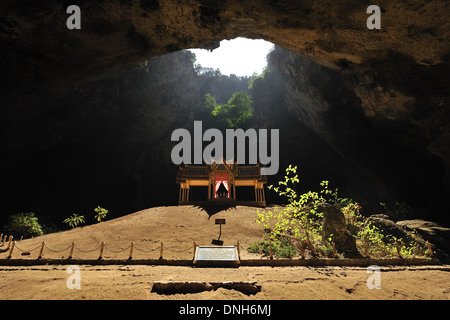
189 38 274 77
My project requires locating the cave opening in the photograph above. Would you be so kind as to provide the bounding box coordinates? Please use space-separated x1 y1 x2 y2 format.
189 37 274 77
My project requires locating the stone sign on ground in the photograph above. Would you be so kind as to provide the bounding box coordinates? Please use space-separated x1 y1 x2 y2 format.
193 246 239 265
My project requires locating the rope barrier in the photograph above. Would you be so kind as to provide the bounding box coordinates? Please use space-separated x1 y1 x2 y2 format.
74 243 103 253
133 244 161 253
164 246 193 253
0 237 438 265
2 234 233 259
104 244 131 254
44 244 73 253
14 244 42 253
1 239 219 260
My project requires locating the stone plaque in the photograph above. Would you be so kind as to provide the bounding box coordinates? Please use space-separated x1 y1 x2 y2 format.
194 246 239 263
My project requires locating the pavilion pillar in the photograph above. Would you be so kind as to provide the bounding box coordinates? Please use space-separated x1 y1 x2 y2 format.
179 183 190 203
207 182 210 200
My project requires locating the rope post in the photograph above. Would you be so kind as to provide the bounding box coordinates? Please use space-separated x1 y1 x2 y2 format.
395 241 402 258
269 241 273 260
236 240 241 260
426 241 433 257
0 234 3 244
128 242 134 260
68 242 75 260
37 241 45 260
192 242 197 262
98 241 105 260
159 242 164 260
332 241 337 259
1 235 5 246
299 241 304 259
7 236 13 249
7 241 16 259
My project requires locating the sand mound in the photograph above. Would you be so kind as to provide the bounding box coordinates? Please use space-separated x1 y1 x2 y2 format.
1 205 267 260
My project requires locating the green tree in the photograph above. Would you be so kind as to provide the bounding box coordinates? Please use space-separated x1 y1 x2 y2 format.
203 93 217 111
3 212 44 238
206 91 254 128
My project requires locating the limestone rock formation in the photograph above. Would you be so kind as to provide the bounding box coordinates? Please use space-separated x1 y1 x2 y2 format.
322 204 360 257
397 219 450 259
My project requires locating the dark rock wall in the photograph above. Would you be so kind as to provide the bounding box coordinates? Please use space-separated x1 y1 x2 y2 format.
270 47 449 217
0 51 202 223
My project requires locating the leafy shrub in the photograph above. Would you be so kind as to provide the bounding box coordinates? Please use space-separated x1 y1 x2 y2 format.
248 239 297 258
3 212 44 239
251 165 427 259
342 202 427 258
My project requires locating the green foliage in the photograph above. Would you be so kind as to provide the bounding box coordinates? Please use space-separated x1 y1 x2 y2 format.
3 212 44 239
247 239 297 258
203 91 254 128
248 67 270 90
252 165 427 259
94 206 108 222
63 213 85 229
203 93 217 110
256 165 335 258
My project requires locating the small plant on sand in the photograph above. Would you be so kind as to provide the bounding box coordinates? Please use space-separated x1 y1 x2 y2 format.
248 238 297 258
94 206 108 222
63 213 85 229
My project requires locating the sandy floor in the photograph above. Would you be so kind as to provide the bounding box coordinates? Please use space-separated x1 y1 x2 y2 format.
0 265 449 300
0 206 449 300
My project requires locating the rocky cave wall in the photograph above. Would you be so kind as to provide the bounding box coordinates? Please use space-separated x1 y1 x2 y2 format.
0 0 449 223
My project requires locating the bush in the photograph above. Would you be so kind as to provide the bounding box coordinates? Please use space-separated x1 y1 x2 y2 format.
248 239 297 258
3 212 44 239
251 165 427 259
